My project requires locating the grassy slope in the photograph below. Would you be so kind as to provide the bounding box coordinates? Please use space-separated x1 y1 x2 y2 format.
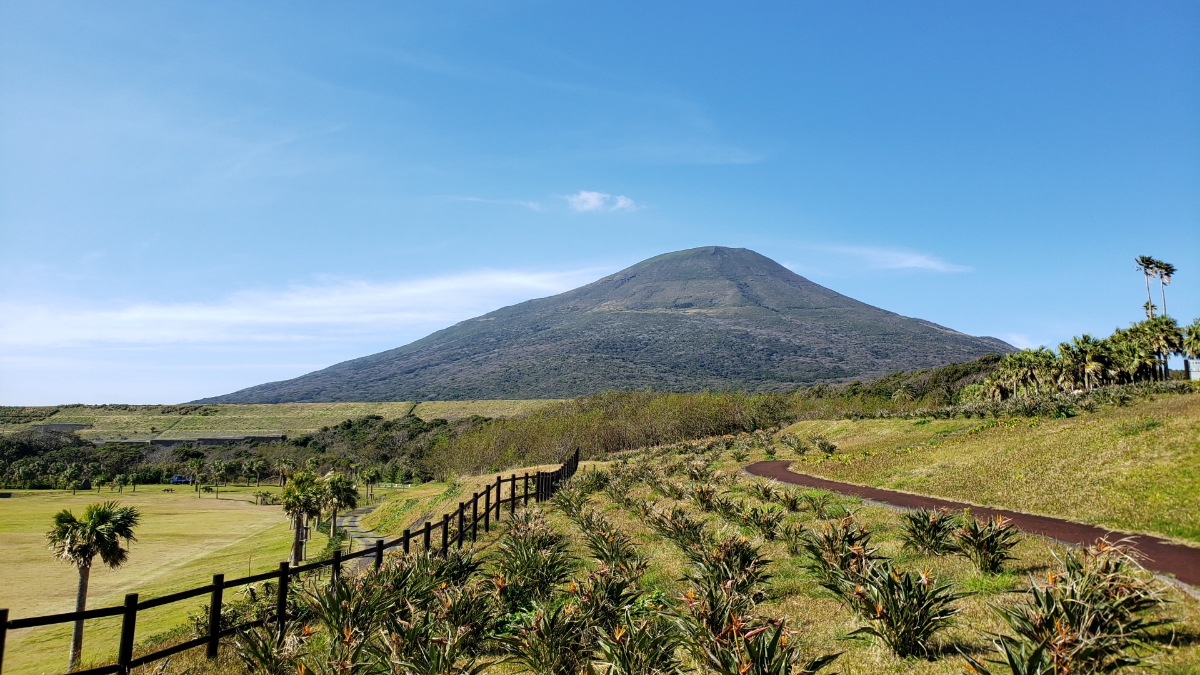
543 455 1200 675
780 392 1200 545
1 485 328 675
2 401 557 443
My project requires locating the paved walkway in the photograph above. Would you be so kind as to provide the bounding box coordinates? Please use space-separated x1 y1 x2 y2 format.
745 461 1200 588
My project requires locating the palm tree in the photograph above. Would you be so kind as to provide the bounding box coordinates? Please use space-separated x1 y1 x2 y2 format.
360 466 381 500
46 501 141 672
1135 256 1158 317
322 472 359 538
251 459 269 487
281 471 323 565
1155 260 1176 318
1183 318 1200 380
1143 316 1183 381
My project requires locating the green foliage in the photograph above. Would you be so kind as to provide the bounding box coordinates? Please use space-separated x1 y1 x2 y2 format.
899 508 957 556
965 541 1169 674
798 517 880 592
955 513 1021 575
843 563 961 657
490 509 576 613
595 611 683 675
46 500 141 570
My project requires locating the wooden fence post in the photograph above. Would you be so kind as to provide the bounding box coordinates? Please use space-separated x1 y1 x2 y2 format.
484 486 491 533
374 539 384 571
1 607 9 674
441 513 449 554
423 521 432 552
510 475 517 515
276 562 289 643
472 494 479 541
117 593 138 674
331 550 342 586
524 473 530 505
457 503 465 549
207 574 224 659
403 528 411 554
495 476 502 520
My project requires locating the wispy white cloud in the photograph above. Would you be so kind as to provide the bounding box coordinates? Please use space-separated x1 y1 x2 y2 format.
823 246 971 273
999 333 1044 350
565 190 640 212
0 269 603 348
453 196 546 211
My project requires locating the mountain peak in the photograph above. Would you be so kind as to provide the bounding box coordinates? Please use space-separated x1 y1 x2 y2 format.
546 245 852 313
198 247 1012 403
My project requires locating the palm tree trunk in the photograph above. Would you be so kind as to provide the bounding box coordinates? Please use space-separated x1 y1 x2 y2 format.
330 507 338 538
68 564 91 672
290 514 304 565
1160 276 1168 318
1145 272 1153 309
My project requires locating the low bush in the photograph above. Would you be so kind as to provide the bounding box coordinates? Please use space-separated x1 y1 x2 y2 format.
955 513 1020 574
899 508 957 556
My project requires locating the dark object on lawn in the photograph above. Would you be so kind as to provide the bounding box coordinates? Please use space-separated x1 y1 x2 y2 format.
170 475 192 485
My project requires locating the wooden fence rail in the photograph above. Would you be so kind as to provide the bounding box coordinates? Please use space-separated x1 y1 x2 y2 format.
0 450 580 675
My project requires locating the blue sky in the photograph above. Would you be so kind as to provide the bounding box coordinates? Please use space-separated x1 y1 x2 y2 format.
1 1 1197 404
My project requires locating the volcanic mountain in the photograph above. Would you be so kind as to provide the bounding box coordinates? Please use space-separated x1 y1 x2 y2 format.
200 247 1012 402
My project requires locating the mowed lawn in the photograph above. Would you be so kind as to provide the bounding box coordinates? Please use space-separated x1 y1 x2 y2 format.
780 392 1200 545
1 485 326 675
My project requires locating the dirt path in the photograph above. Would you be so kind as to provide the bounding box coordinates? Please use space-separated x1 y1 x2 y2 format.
745 460 1200 588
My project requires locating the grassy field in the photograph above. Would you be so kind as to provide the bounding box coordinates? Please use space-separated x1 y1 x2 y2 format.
777 392 1200 545
1 400 559 443
558 456 1200 674
143 452 1200 675
0 484 329 675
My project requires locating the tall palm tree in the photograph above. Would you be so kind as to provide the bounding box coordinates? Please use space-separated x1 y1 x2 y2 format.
1155 260 1176 318
281 471 323 565
1135 256 1158 317
46 501 141 672
322 472 359 538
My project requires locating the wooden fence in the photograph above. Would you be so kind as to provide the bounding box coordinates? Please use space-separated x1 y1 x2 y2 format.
0 450 580 675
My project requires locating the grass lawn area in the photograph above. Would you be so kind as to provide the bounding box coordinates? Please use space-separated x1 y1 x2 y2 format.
1 484 329 675
778 392 1200 545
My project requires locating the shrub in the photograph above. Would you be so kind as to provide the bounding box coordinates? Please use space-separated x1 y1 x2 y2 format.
576 509 647 579
955 513 1020 574
899 508 957 556
552 484 591 519
746 480 780 503
799 517 880 591
645 504 708 552
800 491 846 520
966 541 1169 674
742 504 785 541
844 563 961 658
500 601 590 675
681 618 839 675
491 509 576 613
595 611 683 675
775 489 803 513
692 484 718 511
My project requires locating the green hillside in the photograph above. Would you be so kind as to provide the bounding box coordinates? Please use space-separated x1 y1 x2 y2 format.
0 400 558 443
200 246 1013 403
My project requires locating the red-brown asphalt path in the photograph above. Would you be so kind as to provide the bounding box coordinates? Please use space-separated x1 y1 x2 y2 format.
745 461 1200 588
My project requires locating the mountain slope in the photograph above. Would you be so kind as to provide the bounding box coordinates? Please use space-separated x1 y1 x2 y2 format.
199 247 1012 402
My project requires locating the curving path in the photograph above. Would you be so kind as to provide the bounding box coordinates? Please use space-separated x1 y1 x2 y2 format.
745 460 1200 588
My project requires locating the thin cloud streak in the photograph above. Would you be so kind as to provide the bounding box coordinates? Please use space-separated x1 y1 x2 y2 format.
823 245 972 273
0 268 603 348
